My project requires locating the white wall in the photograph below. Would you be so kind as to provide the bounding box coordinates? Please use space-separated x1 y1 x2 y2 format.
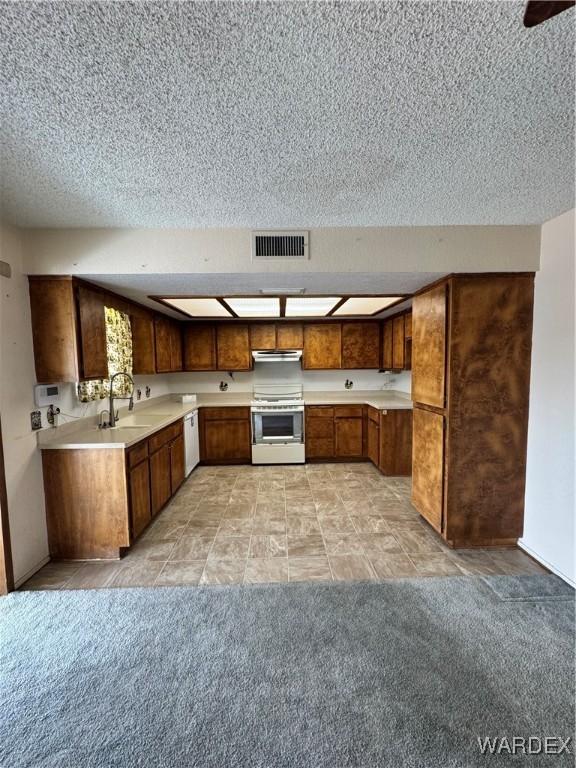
520 208 575 585
22 225 540 275
166 366 411 395
35 375 171 432
0 223 49 584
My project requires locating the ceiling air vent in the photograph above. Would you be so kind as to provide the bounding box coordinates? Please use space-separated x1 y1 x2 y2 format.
252 231 309 261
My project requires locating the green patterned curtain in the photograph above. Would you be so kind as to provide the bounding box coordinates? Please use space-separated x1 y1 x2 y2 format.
77 307 133 402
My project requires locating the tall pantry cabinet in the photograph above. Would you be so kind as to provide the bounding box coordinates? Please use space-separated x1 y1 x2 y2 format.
411 274 535 548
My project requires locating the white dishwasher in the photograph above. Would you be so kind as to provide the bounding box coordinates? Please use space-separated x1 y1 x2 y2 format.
184 410 200 475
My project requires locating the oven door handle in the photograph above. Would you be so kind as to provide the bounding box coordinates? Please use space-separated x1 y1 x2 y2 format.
251 407 304 414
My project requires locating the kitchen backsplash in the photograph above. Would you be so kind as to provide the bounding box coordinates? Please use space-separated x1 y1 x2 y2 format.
165 365 412 394
36 366 411 431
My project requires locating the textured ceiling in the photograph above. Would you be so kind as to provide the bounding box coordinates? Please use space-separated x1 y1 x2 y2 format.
84 272 439 318
1 1 574 228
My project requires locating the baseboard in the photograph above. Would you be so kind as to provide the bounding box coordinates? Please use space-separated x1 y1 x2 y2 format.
13 555 50 589
517 541 575 587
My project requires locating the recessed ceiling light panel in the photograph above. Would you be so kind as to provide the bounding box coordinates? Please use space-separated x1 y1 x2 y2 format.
333 297 404 315
161 297 232 317
225 297 280 317
285 297 341 317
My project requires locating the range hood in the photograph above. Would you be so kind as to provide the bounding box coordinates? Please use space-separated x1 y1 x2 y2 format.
252 350 302 363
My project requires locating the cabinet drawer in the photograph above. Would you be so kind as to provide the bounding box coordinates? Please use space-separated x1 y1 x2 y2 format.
127 439 148 468
148 420 183 454
306 406 334 418
201 407 250 421
334 405 363 419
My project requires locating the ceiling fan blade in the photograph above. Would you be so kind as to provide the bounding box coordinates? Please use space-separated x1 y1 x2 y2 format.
524 0 575 27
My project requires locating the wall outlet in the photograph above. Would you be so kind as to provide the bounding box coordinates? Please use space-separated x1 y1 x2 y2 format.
30 410 42 430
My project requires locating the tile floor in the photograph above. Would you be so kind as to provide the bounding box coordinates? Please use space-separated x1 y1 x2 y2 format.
22 463 547 590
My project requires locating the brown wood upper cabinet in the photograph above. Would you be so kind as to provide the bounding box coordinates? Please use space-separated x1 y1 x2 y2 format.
303 324 342 369
381 312 412 372
381 321 394 371
276 323 304 350
29 278 109 382
249 322 304 351
392 315 406 370
154 317 183 373
29 277 80 383
341 322 380 369
250 324 276 350
131 315 156 375
76 286 109 380
412 285 447 407
183 324 217 371
216 325 252 370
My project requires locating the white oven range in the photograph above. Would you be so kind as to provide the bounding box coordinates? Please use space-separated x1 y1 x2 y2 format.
250 385 305 464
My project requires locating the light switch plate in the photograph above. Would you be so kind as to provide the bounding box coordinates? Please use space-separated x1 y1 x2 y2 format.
30 410 42 430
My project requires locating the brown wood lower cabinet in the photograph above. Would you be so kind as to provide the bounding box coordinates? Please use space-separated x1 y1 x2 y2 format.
411 407 444 532
129 459 151 538
199 407 252 463
379 409 413 476
150 443 172 515
305 406 335 459
41 418 186 560
334 406 363 458
367 409 380 466
170 433 185 492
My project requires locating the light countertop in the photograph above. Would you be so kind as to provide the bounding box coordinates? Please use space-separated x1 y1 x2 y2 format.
38 390 412 450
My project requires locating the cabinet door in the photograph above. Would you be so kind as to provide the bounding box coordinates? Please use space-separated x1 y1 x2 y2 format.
129 460 151 538
29 278 80 383
77 287 109 379
150 444 172 515
411 407 444 532
305 407 335 459
216 325 252 370
334 417 363 457
250 324 276 350
131 316 156 375
412 284 447 408
203 419 251 462
183 324 216 371
276 323 304 350
404 312 412 339
379 409 413 476
382 321 393 370
341 322 380 369
392 316 405 369
367 418 380 466
170 434 185 494
170 322 183 371
154 317 173 373
303 324 342 369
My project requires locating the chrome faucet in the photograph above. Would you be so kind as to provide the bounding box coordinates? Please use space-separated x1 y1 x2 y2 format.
107 372 135 428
